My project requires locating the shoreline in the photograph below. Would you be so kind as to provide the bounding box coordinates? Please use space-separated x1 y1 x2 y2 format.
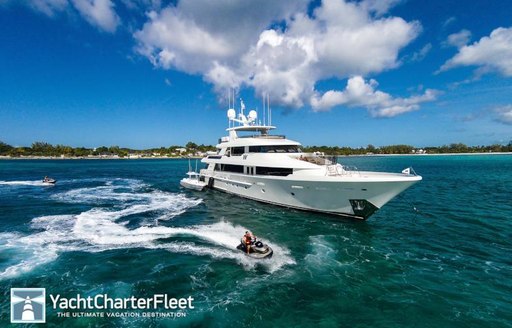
343 152 511 157
0 156 203 160
1 152 510 160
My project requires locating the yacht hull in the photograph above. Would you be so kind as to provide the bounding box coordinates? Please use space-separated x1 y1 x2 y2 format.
205 172 421 219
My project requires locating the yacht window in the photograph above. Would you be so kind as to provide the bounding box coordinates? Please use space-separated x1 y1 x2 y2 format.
220 164 244 173
231 147 245 156
256 166 293 176
249 145 300 153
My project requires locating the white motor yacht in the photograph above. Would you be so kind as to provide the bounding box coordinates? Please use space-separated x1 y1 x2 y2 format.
198 99 422 220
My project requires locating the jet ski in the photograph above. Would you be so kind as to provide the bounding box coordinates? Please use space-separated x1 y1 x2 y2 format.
42 177 57 185
236 238 273 259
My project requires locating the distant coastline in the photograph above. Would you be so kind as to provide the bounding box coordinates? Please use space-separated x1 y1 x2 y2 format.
1 152 510 160
345 152 512 157
1 140 511 159
0 155 200 160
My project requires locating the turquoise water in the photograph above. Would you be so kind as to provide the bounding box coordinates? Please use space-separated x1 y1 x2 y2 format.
1 156 511 327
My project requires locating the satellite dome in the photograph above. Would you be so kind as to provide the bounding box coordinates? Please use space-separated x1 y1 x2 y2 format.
248 110 257 120
227 108 236 119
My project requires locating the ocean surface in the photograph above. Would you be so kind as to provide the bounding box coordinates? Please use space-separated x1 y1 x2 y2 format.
0 155 511 327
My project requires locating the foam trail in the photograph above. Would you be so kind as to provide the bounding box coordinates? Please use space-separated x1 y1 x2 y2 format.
1 180 293 278
51 179 149 204
0 180 48 186
304 235 350 279
1 213 293 278
156 222 296 273
0 187 203 280
0 231 59 280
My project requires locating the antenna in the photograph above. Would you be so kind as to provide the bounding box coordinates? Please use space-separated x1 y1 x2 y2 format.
268 93 271 126
263 93 266 126
240 98 245 116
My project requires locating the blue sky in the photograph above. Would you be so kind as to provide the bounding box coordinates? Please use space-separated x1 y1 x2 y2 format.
0 0 511 149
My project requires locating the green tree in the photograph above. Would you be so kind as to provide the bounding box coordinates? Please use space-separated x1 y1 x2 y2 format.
31 142 55 156
0 141 13 155
186 141 198 150
449 143 468 153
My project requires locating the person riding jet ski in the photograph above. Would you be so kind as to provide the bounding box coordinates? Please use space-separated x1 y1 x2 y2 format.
237 230 273 259
243 231 255 254
42 176 56 184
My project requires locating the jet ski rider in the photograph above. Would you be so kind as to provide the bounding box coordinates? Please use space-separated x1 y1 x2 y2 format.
243 231 256 254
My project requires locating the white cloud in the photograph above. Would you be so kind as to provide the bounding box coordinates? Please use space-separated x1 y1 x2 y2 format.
7 0 120 32
71 0 120 33
442 16 456 29
311 76 438 117
135 0 422 112
359 0 402 16
410 43 432 62
134 1 309 73
494 105 512 125
26 0 68 16
5 0 434 117
443 29 471 48
121 0 161 11
440 27 512 76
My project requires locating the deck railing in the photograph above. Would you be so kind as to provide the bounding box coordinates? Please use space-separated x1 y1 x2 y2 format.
298 153 360 176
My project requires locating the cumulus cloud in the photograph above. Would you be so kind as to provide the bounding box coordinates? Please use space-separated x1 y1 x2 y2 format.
121 0 161 11
7 0 119 32
134 1 308 73
311 76 438 117
440 27 512 76
70 0 120 33
359 0 402 16
442 16 456 29
410 43 432 62
443 29 471 48
26 0 68 16
494 105 512 125
135 0 422 111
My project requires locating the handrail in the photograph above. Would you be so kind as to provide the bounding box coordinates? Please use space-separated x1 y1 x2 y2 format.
238 135 286 139
298 153 336 165
324 163 360 176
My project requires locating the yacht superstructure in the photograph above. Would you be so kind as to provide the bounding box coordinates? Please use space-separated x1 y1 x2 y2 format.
196 99 421 220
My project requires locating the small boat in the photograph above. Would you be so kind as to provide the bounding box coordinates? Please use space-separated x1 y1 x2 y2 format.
236 238 273 259
180 171 207 191
42 176 56 185
180 159 207 191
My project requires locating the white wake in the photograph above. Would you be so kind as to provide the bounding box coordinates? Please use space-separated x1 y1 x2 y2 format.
0 180 294 279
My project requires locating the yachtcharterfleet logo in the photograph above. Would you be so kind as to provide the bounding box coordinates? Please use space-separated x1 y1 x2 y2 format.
11 288 46 323
50 294 195 311
9 288 194 322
